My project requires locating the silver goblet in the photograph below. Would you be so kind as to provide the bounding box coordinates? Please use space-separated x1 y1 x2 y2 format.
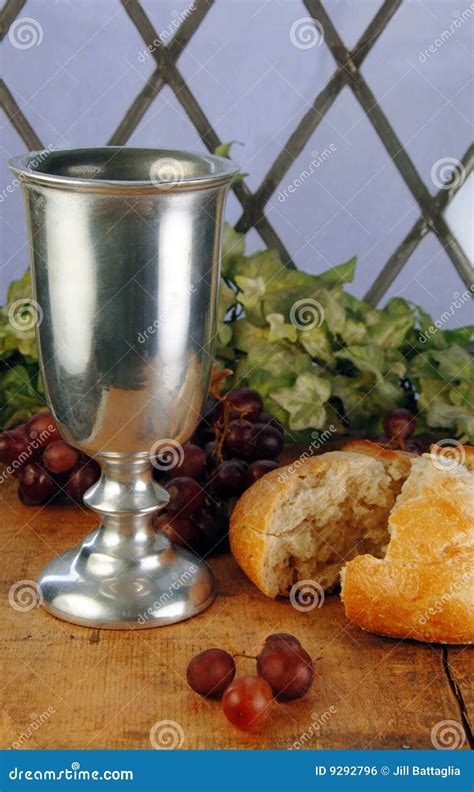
9 147 238 629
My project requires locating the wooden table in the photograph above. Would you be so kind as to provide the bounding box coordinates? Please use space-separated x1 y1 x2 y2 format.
1 459 472 751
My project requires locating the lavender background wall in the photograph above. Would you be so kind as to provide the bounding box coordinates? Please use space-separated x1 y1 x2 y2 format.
1 0 473 328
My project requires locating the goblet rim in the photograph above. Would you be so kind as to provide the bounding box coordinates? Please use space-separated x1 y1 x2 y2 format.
8 145 239 194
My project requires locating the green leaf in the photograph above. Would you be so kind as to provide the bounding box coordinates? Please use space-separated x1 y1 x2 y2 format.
318 256 357 285
368 298 414 349
266 313 298 343
425 402 474 444
232 322 269 353
214 141 241 158
270 372 331 431
298 324 333 361
336 344 385 380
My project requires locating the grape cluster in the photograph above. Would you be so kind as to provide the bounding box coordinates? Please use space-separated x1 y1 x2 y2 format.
152 387 283 557
187 633 314 731
0 411 100 506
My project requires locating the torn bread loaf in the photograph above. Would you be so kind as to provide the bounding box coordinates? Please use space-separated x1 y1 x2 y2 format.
229 444 412 597
341 449 474 644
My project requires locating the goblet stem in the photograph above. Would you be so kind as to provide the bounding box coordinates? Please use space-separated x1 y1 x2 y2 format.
37 454 216 629
84 455 169 541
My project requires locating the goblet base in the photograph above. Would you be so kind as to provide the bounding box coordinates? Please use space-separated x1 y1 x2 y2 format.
37 536 216 630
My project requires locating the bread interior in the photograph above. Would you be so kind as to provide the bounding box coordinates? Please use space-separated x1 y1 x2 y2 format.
268 455 404 594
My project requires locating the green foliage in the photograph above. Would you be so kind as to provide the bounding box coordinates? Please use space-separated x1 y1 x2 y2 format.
2 228 473 441
0 272 44 428
216 225 474 441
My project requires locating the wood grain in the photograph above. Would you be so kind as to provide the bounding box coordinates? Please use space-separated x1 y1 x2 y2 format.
1 469 472 750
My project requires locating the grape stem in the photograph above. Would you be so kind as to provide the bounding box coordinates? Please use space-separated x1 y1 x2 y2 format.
232 652 257 660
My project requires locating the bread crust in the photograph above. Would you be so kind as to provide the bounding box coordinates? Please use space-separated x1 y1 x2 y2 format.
341 552 474 644
230 450 402 598
342 447 474 644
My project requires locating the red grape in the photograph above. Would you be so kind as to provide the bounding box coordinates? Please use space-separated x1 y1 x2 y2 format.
404 437 426 455
19 462 56 505
246 459 279 486
250 412 284 435
203 440 218 466
257 641 313 700
383 408 416 442
43 441 79 474
208 460 248 498
222 676 273 731
154 512 201 552
164 443 205 479
250 424 284 460
194 508 225 551
65 459 101 503
26 412 61 446
224 419 253 457
165 477 203 515
187 649 236 698
0 427 31 468
264 633 301 649
224 388 263 421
